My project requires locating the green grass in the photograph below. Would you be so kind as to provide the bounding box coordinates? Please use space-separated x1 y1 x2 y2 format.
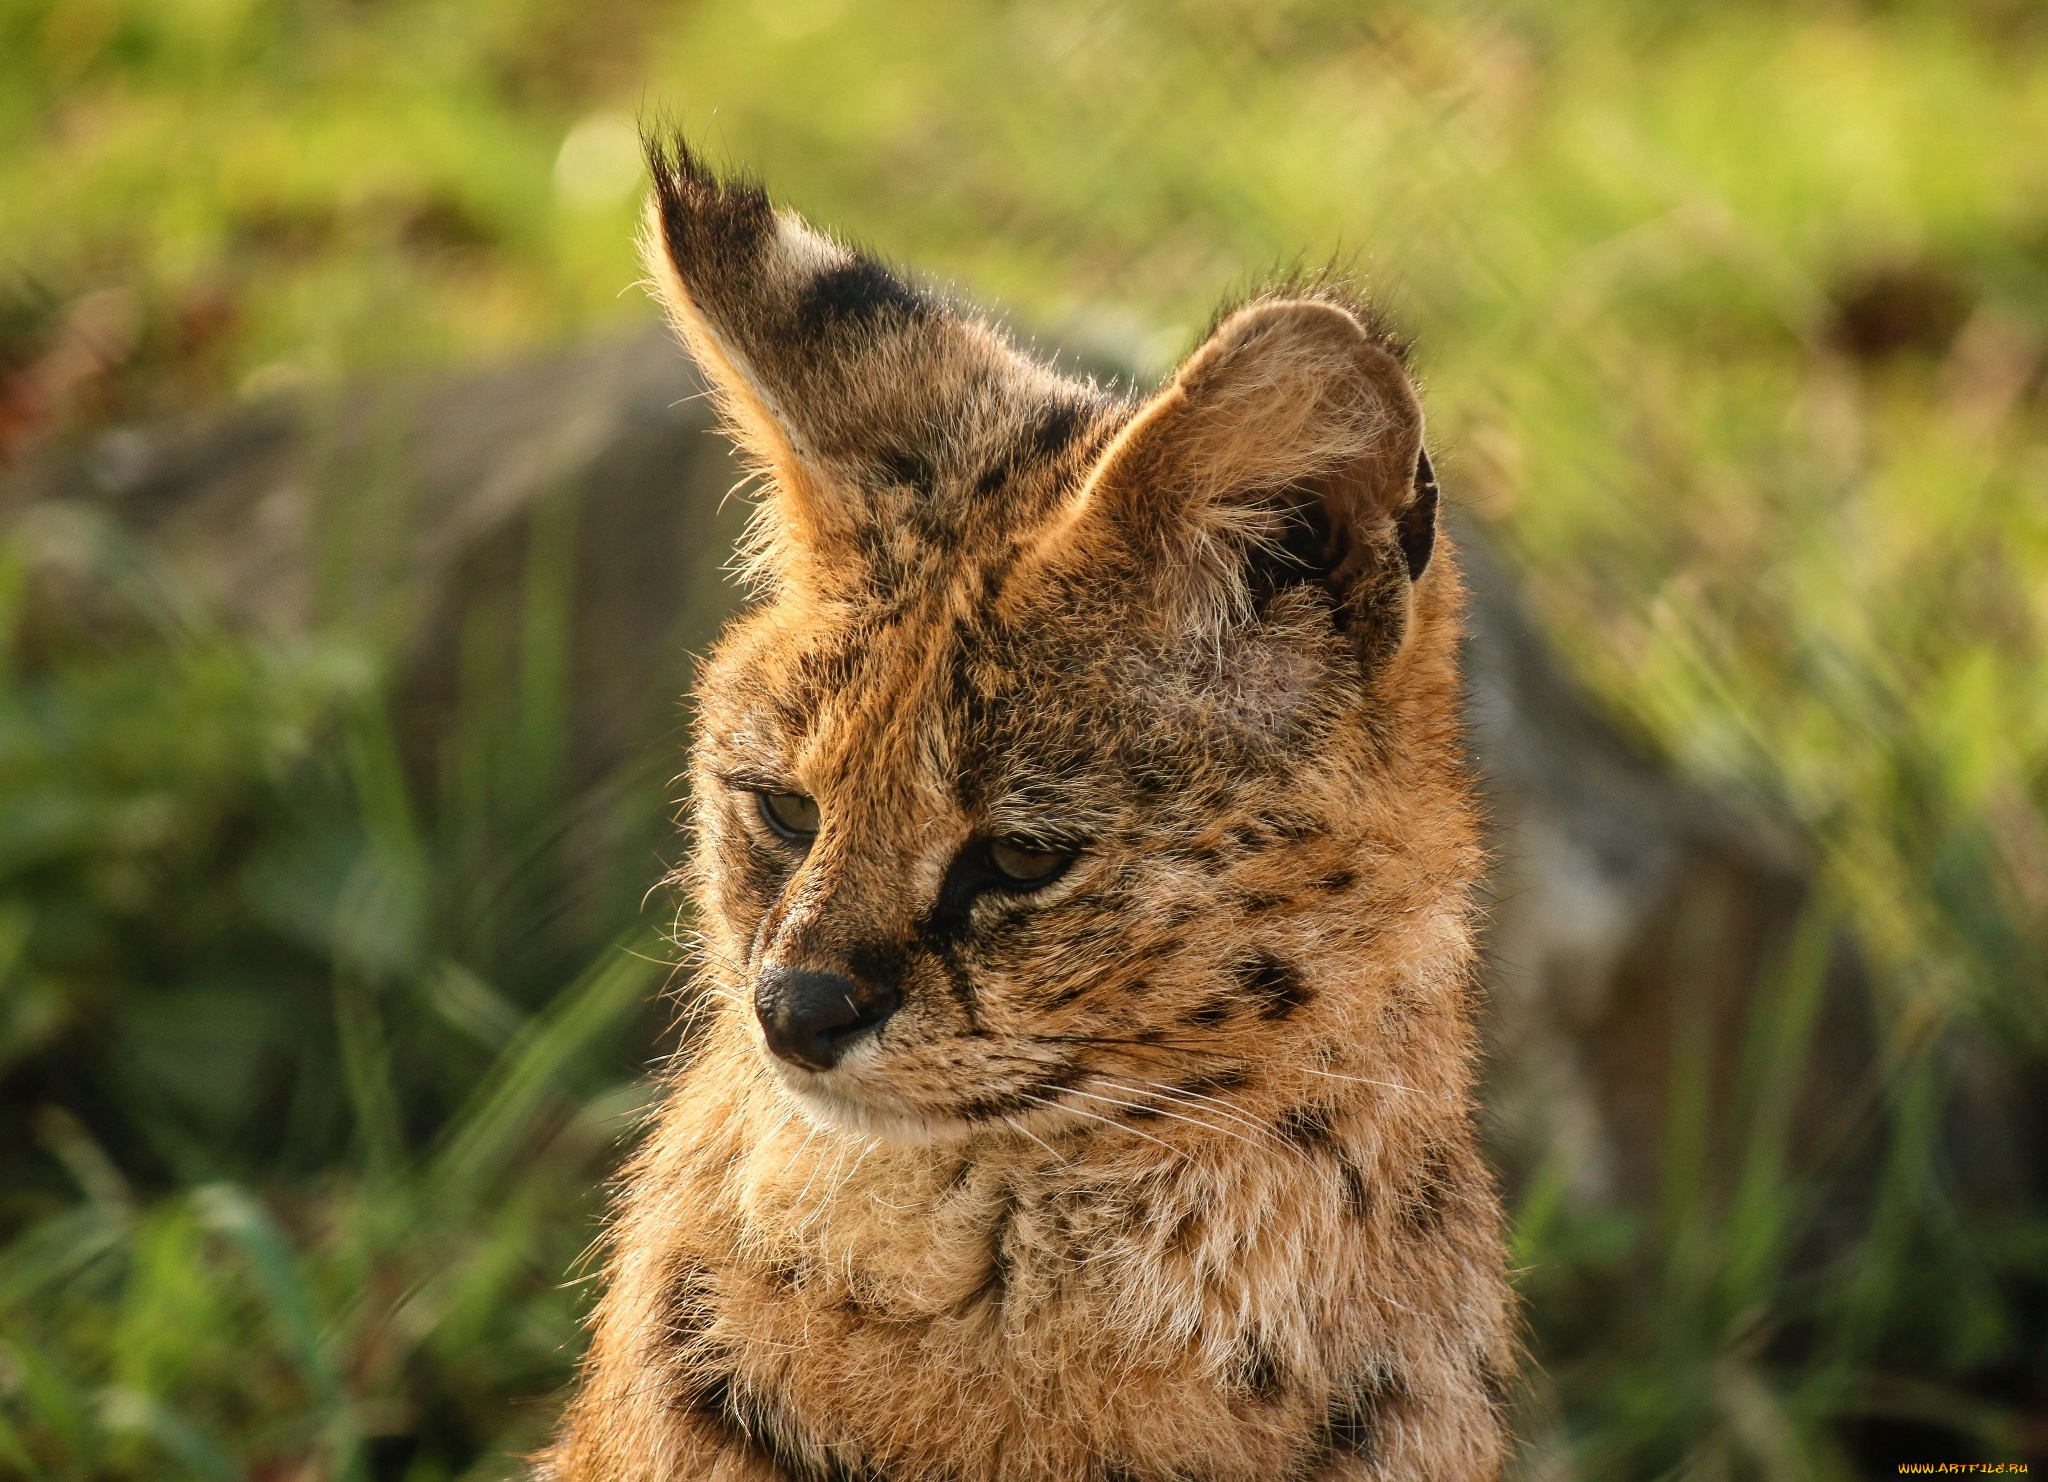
2 0 2045 1477
0 500 681 1477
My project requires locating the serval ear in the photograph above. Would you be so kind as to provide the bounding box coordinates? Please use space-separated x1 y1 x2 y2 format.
1026 299 1438 666
641 135 925 571
643 134 1077 591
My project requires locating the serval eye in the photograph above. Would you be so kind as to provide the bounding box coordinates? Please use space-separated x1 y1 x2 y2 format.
989 838 1073 886
758 791 821 840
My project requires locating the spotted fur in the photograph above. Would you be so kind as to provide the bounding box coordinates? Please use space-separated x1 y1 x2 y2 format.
542 136 1515 1482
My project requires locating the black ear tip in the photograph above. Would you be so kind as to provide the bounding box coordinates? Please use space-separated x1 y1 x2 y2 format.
642 128 697 194
1399 449 1439 582
642 131 775 269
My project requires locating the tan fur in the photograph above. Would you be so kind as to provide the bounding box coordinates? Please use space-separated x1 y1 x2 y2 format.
543 139 1514 1482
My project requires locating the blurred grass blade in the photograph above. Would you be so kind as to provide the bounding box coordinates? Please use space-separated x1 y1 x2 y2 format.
0 1205 126 1315
429 934 664 1211
191 1185 362 1480
0 1340 98 1470
1721 904 1836 1317
0 1408 45 1480
99 1387 238 1482
517 491 578 801
335 973 405 1178
190 1186 327 1395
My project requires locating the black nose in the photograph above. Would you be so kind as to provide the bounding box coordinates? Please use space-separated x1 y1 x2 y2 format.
753 967 901 1071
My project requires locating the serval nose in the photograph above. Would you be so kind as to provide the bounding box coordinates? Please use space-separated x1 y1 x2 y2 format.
753 965 902 1070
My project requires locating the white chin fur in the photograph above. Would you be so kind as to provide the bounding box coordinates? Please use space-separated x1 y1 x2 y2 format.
768 1063 1037 1148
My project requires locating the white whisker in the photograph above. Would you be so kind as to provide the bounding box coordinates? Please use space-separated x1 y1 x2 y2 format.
1003 1115 1068 1165
1300 1065 1413 1095
1013 1092 1191 1165
1091 1075 1318 1168
1062 1083 1312 1170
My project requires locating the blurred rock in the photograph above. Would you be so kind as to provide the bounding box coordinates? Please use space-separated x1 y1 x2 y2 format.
0 328 1857 1205
1460 535 1865 1203
0 331 751 798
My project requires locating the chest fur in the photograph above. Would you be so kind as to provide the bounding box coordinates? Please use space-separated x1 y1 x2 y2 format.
624 1057 1440 1482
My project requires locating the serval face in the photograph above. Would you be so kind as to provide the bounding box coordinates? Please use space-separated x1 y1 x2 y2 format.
656 144 1451 1146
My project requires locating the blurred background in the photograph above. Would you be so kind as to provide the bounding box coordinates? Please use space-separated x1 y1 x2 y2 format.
2 0 2045 1478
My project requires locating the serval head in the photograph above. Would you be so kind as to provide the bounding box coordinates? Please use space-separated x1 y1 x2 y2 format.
650 136 1474 1147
